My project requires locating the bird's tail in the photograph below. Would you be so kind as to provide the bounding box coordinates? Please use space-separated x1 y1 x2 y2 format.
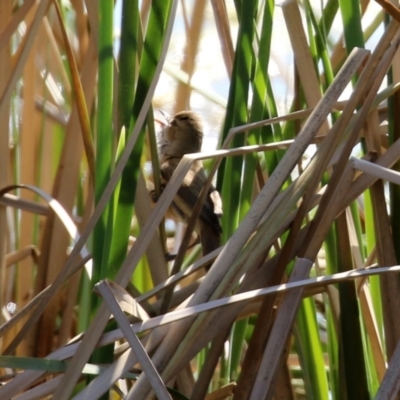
200 220 221 270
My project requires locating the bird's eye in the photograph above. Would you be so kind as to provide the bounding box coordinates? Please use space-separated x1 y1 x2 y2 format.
179 115 189 121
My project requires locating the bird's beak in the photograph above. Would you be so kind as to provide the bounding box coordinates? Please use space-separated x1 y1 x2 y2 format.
154 109 169 127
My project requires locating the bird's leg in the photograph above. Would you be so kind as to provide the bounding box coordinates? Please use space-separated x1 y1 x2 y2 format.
149 184 166 203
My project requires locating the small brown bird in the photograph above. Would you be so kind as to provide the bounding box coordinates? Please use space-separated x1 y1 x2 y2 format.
157 110 222 260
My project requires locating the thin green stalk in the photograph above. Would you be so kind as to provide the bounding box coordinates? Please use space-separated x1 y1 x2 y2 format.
229 319 248 382
108 0 174 274
324 222 339 400
92 0 114 293
90 2 115 396
319 0 339 37
240 0 275 221
338 0 364 52
117 0 139 134
336 215 369 399
294 297 329 400
218 0 256 238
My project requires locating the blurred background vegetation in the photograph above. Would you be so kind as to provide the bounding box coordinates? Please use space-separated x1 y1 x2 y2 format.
1 0 400 399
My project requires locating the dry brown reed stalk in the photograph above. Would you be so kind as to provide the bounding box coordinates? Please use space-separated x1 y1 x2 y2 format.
210 0 234 77
174 0 207 112
0 0 97 365
0 0 13 358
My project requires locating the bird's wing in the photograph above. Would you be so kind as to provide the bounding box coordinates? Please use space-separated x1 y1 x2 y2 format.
161 158 222 233
209 187 223 217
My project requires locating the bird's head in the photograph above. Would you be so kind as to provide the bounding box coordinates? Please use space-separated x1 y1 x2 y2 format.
158 110 203 160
